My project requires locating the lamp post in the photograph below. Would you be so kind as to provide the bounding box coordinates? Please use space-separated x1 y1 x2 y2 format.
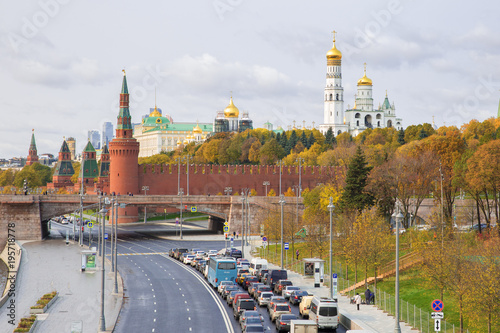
113 200 119 294
110 197 115 272
392 202 404 333
79 153 86 246
142 186 149 223
241 188 250 246
183 155 192 196
439 163 444 248
263 181 270 196
224 187 232 196
279 194 285 269
178 188 184 239
327 197 335 299
278 160 283 195
241 193 246 257
99 207 108 331
176 157 181 195
296 158 304 197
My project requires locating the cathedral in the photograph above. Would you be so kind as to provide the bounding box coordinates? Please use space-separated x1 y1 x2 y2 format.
319 32 403 136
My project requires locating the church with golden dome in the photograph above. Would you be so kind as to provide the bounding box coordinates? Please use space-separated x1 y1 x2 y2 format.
319 31 403 136
213 96 253 133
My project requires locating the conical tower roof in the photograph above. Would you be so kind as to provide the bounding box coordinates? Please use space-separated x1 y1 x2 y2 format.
83 140 96 152
59 140 70 153
29 129 37 151
121 69 128 94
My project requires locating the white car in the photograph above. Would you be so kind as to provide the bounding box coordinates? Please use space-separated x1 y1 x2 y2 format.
195 251 205 259
257 292 274 307
218 281 235 294
283 286 301 299
183 255 195 264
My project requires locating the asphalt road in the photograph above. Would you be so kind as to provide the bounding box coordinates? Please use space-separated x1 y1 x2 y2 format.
52 221 347 333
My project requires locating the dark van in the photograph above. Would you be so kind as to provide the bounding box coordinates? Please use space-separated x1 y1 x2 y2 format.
266 269 288 289
174 248 189 259
225 248 242 259
233 299 256 320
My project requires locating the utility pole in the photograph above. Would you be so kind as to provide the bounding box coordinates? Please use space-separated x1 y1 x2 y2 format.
179 188 184 239
142 186 149 223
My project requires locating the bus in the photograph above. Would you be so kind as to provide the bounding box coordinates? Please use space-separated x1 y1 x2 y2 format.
207 257 237 288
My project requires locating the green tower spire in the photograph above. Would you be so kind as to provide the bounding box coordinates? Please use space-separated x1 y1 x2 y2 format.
29 129 37 151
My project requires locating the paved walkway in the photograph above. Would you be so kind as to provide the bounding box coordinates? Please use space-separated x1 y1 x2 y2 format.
0 228 122 333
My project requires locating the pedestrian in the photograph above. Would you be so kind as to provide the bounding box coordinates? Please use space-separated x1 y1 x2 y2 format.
365 287 371 305
370 291 375 305
354 293 361 310
296 249 300 260
233 231 236 238
236 232 239 239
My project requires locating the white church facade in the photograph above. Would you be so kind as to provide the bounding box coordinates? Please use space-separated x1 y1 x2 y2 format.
319 32 403 136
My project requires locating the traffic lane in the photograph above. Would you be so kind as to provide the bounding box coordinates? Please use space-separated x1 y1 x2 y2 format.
114 238 237 333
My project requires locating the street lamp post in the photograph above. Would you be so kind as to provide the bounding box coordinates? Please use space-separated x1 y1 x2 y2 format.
178 188 184 239
392 202 404 333
142 186 149 223
279 194 285 269
79 153 86 246
279 160 283 196
113 200 119 294
183 155 192 196
99 207 108 331
296 158 304 197
241 188 250 246
263 181 270 196
327 197 335 299
176 157 181 195
241 193 246 257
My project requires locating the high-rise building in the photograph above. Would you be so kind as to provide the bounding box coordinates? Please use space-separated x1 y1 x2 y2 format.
101 122 114 148
66 137 76 160
88 130 100 149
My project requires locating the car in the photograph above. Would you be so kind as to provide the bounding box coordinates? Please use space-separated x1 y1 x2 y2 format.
274 280 293 295
237 258 250 265
218 280 236 294
241 316 264 331
234 299 256 320
239 310 263 328
225 248 243 259
183 254 195 264
248 282 264 297
244 276 259 290
195 250 205 259
299 295 314 318
238 273 251 285
190 257 201 267
169 248 177 257
237 269 250 282
174 248 189 259
222 285 240 300
266 270 288 289
243 324 265 333
267 296 286 312
289 290 310 305
471 223 488 231
283 286 301 299
196 259 206 272
258 269 269 282
233 293 251 309
254 285 272 300
269 303 292 322
227 290 243 306
309 296 339 330
257 292 274 307
275 313 299 333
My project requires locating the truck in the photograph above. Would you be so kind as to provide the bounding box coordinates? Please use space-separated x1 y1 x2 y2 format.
290 320 318 333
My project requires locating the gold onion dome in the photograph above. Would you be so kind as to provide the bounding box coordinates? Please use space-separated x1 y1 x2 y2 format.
357 64 373 86
177 139 182 145
149 106 161 117
326 32 342 60
224 96 239 118
193 124 202 134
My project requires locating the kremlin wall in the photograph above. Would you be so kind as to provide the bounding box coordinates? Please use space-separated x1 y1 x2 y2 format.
42 71 337 223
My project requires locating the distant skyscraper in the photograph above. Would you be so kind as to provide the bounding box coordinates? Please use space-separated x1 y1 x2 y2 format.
88 130 100 149
101 122 113 148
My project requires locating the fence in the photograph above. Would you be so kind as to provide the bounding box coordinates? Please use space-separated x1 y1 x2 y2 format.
254 242 469 333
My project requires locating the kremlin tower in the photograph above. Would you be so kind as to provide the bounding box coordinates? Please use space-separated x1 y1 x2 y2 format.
26 129 39 166
109 70 140 223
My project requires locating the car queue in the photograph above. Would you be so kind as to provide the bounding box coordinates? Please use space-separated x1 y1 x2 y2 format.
168 246 339 332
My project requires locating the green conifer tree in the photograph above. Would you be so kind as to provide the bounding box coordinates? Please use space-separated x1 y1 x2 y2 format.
325 127 334 145
397 128 405 145
307 132 316 148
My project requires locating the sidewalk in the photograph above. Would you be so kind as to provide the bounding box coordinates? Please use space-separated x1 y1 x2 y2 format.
0 228 123 333
243 237 416 333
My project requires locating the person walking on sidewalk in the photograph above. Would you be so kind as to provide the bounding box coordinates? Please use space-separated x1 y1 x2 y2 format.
365 287 371 305
354 293 361 310
296 249 299 260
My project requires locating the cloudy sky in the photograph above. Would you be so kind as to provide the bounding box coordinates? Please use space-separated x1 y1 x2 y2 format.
1 0 499 159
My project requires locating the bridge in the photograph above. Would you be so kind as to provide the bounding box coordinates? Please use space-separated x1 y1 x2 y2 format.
0 194 304 243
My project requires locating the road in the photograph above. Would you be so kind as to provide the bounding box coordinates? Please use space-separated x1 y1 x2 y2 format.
52 221 347 333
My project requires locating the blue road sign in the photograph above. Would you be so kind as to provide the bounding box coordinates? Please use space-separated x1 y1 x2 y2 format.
284 242 289 250
104 233 109 240
223 226 229 232
332 273 337 278
87 222 94 228
432 299 443 312
191 206 197 212
262 236 267 242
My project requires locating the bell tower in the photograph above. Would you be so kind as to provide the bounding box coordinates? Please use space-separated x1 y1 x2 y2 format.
109 70 140 222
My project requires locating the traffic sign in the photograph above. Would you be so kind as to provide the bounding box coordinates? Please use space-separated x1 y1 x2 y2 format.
332 273 337 278
176 217 179 224
284 242 289 250
262 236 267 242
223 226 229 232
434 319 441 332
432 299 443 312
224 221 228 226
191 206 197 212
87 222 94 228
104 233 109 240
431 313 444 319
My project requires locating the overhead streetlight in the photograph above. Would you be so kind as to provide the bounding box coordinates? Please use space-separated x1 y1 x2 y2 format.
296 158 304 197
279 194 286 269
99 207 108 331
142 186 149 223
113 200 119 294
327 197 335 299
392 202 404 333
178 188 184 239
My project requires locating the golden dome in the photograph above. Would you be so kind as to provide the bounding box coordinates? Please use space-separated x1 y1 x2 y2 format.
183 139 188 144
224 96 239 118
149 106 161 117
326 31 342 60
193 123 202 134
177 139 182 145
357 63 372 86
